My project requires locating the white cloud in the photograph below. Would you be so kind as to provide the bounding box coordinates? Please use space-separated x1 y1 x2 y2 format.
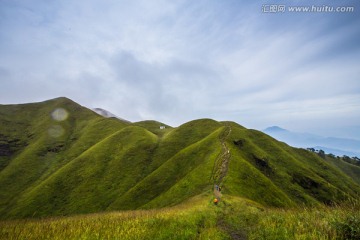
0 0 359 135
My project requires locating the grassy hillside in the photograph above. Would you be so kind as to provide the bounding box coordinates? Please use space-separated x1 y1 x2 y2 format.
224 126 360 207
0 97 359 220
109 127 223 210
324 155 360 185
0 98 128 218
1 195 359 240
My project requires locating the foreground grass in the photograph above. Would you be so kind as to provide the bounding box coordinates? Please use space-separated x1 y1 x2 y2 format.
222 196 360 240
248 208 358 240
0 195 228 240
1 195 359 240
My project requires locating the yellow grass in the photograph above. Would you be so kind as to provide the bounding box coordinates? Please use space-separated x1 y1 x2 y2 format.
1 195 359 240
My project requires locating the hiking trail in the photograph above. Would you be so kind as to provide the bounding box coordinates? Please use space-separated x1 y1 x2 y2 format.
211 123 232 198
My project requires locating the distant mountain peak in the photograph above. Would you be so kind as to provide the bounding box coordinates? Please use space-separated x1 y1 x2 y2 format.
92 108 131 123
93 108 118 118
262 126 360 158
264 126 288 132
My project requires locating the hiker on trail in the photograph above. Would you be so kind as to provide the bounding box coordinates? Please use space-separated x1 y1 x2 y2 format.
214 184 222 192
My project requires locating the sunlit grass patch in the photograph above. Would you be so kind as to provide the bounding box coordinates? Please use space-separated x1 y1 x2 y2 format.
0 195 222 240
248 201 360 240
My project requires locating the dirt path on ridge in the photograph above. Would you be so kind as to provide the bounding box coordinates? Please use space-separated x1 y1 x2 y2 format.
218 124 231 183
211 123 232 198
212 124 247 239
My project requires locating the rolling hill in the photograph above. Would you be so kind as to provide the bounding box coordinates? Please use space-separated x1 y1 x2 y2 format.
0 97 359 219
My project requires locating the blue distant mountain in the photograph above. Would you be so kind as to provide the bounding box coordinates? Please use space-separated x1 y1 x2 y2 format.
263 126 360 157
264 126 287 132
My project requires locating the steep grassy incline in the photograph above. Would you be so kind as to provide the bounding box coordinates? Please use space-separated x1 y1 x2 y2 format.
224 124 360 207
324 155 360 185
109 127 224 210
0 98 129 218
6 126 159 218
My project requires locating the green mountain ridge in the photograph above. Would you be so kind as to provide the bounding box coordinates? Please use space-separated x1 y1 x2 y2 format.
0 97 359 219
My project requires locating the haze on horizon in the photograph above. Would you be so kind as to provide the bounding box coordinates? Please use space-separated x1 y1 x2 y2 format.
0 0 359 139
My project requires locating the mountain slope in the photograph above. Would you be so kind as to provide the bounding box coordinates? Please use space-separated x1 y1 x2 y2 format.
324 154 360 185
226 127 359 206
0 98 359 219
8 126 159 217
0 98 129 217
109 126 223 210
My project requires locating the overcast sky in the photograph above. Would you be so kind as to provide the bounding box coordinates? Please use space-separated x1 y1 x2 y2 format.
1 0 359 139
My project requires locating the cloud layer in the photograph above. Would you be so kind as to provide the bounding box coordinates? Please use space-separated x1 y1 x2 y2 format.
1 0 359 138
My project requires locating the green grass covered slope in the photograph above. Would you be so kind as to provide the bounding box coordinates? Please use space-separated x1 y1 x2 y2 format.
0 97 359 219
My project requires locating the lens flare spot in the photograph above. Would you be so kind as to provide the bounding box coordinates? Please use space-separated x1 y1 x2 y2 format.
51 108 69 121
48 125 65 138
